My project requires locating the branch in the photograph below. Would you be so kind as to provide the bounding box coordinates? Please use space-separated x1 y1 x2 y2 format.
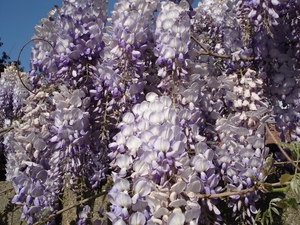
195 186 259 199
190 34 231 59
0 187 14 196
32 191 108 225
195 181 290 199
274 161 300 166
0 126 14 137
265 124 300 172
190 34 254 61
190 34 210 53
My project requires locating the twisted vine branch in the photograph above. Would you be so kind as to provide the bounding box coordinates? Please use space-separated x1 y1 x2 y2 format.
16 38 54 95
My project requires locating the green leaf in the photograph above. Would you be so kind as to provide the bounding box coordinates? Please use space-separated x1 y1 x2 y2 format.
266 208 273 224
271 197 284 203
275 200 288 209
279 142 300 157
270 206 280 216
279 142 300 150
255 209 262 222
291 173 300 197
280 174 293 185
286 197 299 211
263 214 270 225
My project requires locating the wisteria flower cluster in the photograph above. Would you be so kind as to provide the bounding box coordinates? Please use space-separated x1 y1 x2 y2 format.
154 1 191 89
0 64 30 120
107 92 223 224
30 0 107 87
1 0 300 224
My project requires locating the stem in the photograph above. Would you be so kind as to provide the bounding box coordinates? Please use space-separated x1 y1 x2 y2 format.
32 191 108 225
171 70 175 105
295 145 299 174
0 126 14 137
11 204 16 225
265 124 300 172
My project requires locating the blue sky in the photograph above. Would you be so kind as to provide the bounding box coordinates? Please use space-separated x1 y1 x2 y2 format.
0 1 116 72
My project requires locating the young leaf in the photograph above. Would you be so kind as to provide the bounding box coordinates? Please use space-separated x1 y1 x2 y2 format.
275 199 288 209
270 205 280 216
280 174 293 185
255 209 262 223
291 173 300 197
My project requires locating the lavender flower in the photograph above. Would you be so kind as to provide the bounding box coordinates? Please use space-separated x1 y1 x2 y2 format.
3 0 300 224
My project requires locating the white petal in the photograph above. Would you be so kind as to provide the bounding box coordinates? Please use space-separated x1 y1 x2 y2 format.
251 92 260 101
167 212 185 225
126 136 142 155
169 199 186 207
146 92 158 102
153 208 169 218
171 181 186 194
